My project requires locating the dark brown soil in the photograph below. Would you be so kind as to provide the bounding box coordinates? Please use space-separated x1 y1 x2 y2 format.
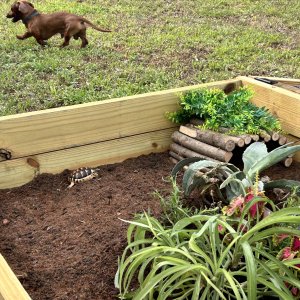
0 152 299 300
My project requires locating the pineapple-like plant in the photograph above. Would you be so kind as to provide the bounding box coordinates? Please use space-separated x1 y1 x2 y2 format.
172 142 300 202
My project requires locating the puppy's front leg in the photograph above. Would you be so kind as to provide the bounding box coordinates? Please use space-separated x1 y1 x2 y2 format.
16 32 33 40
34 38 48 47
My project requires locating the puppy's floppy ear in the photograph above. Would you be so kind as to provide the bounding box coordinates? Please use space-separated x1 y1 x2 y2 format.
26 1 34 8
17 1 33 13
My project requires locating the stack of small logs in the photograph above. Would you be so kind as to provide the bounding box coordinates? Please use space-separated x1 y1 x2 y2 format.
169 118 293 167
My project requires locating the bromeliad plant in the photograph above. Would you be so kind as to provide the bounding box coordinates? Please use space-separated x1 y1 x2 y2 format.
115 202 300 299
166 87 281 134
172 142 300 203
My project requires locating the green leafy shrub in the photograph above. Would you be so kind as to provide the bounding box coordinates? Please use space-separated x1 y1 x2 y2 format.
166 87 281 134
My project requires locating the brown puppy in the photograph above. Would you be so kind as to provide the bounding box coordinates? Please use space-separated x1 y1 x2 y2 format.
6 1 111 48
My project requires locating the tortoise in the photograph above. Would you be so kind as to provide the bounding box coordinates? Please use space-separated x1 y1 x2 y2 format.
68 167 99 188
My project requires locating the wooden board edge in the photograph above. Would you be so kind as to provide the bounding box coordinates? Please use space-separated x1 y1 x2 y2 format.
238 76 300 100
0 78 242 121
246 75 300 84
0 254 31 300
238 76 300 138
287 134 300 162
0 79 242 160
0 128 176 189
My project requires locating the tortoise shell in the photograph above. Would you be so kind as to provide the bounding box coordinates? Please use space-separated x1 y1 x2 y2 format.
68 167 98 188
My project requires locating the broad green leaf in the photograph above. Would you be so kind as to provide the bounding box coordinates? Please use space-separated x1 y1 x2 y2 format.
243 142 268 174
247 144 300 180
264 179 300 193
219 171 243 189
182 160 220 196
171 157 205 177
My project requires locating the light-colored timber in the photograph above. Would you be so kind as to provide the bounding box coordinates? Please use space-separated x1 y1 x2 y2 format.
286 134 300 162
274 82 300 95
278 135 288 146
249 134 260 142
238 135 252 145
250 76 300 84
239 76 300 138
0 79 240 160
0 79 241 189
1 76 298 190
249 76 300 93
0 129 174 189
0 254 31 300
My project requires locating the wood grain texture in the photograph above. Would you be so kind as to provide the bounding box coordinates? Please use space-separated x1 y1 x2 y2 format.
0 128 174 189
239 76 300 138
0 254 31 300
171 131 233 162
0 79 241 160
274 82 300 94
179 125 236 152
286 134 300 162
249 76 300 84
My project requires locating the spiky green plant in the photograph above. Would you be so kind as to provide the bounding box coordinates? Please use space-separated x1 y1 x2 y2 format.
155 177 219 225
154 178 199 225
115 204 300 300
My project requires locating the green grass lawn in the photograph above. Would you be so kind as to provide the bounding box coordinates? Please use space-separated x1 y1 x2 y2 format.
1 0 300 116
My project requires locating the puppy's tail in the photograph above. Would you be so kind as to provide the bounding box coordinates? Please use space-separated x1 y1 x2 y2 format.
80 18 111 32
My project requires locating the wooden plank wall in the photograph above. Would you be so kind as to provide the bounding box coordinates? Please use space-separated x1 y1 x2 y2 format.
240 76 300 161
239 76 300 138
0 79 241 189
0 254 31 300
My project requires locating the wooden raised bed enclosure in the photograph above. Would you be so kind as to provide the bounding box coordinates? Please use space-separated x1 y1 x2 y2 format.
0 76 300 299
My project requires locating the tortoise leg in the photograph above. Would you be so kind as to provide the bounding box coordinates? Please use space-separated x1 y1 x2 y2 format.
67 181 75 189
